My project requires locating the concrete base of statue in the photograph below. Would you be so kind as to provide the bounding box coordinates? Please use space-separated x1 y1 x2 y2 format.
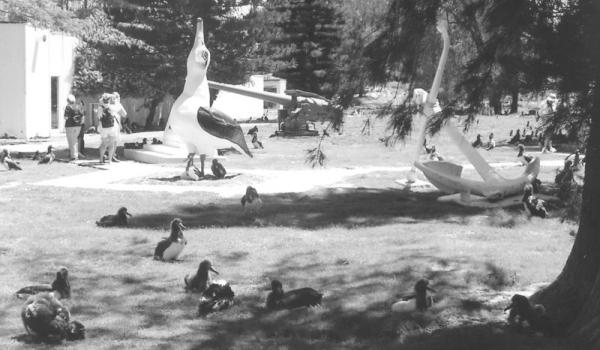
124 142 188 164
124 125 189 163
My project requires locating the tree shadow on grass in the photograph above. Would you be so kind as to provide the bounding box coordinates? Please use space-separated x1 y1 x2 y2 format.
182 254 577 350
127 188 487 230
5 246 573 349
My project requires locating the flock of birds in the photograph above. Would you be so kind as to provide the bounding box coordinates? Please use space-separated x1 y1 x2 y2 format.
14 258 553 343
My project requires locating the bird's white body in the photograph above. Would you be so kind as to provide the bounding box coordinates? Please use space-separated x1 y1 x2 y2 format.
162 239 186 261
391 299 416 312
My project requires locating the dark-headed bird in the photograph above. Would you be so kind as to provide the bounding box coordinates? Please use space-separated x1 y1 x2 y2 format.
517 144 533 165
31 150 41 161
505 294 554 335
154 218 187 261
38 145 55 165
523 184 548 218
266 280 323 310
96 207 131 227
185 260 219 292
16 267 71 300
21 293 85 342
241 186 262 217
471 134 483 148
1 149 22 170
211 159 226 179
392 279 436 312
196 261 234 315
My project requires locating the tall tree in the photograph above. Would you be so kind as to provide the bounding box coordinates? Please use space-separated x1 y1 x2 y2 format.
265 0 343 98
333 0 390 107
368 0 600 345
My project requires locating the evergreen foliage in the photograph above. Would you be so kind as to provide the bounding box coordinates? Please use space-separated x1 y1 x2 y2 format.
266 0 343 98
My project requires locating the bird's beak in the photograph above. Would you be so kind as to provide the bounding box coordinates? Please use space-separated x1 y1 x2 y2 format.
504 303 513 311
126 212 132 217
209 266 219 275
179 223 186 230
427 287 436 293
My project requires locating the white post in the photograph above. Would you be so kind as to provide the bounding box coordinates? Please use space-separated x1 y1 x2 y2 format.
406 18 450 183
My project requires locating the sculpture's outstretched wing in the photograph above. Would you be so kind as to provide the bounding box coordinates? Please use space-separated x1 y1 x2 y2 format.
197 106 252 158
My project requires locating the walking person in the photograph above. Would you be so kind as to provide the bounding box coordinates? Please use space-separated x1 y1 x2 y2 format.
64 94 84 161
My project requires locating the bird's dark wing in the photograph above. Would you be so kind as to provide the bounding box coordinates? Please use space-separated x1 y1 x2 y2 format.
197 107 252 158
16 285 53 298
204 283 234 299
154 239 170 259
96 215 115 227
281 288 322 308
6 159 22 170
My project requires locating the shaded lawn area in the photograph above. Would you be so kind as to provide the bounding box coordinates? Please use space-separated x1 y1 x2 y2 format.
0 183 578 349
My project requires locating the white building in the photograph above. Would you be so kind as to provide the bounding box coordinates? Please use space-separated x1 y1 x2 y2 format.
0 22 79 139
211 74 286 121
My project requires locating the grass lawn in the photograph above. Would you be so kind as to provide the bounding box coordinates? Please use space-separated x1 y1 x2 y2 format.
0 112 582 349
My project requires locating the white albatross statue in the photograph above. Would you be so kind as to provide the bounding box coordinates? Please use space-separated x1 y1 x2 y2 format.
164 18 252 177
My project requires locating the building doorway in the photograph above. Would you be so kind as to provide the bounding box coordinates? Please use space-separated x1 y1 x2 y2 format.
51 76 59 129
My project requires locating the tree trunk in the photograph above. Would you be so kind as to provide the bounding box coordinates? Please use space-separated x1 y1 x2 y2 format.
510 88 518 114
532 85 600 344
489 90 502 115
144 98 161 131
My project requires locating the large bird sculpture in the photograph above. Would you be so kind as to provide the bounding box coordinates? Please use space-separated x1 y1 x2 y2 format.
165 18 251 177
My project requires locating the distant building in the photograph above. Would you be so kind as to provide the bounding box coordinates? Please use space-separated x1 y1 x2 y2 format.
0 22 78 138
211 74 286 121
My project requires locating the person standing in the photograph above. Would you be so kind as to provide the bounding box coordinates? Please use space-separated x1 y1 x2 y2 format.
111 92 128 162
64 94 84 161
98 93 120 164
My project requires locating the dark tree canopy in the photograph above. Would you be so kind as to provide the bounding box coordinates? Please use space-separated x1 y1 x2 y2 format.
265 0 343 98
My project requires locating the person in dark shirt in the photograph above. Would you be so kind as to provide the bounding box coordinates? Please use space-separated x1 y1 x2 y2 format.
64 94 84 161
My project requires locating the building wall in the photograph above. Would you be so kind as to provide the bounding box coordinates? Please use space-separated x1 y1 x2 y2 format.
0 23 78 139
264 77 287 110
0 24 26 138
24 25 51 138
211 75 265 121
